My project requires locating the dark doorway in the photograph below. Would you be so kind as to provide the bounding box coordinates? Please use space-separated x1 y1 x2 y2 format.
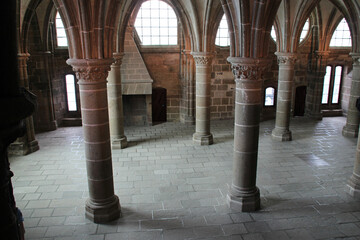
294 86 307 116
152 87 167 123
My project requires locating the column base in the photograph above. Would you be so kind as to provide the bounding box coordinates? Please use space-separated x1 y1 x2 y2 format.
8 139 39 155
227 186 260 212
193 132 213 145
342 125 359 138
305 112 323 121
180 115 195 125
111 136 127 149
271 128 292 141
346 174 360 199
85 195 121 223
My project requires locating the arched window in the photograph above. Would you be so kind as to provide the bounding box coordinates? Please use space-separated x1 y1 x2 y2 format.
322 65 343 105
134 0 178 45
330 18 352 47
299 18 310 43
215 14 230 47
265 87 275 106
65 74 77 111
271 25 277 42
55 11 68 47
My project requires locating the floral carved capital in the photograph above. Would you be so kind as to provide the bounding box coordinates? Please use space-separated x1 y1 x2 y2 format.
191 52 214 66
228 57 271 81
275 52 297 66
66 59 113 83
112 52 125 66
350 53 360 66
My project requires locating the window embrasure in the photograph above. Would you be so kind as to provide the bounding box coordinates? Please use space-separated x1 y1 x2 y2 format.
134 0 178 46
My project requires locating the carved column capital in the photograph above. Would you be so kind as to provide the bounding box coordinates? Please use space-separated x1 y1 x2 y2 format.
66 58 113 84
227 57 271 81
350 52 360 66
275 52 297 65
315 50 330 59
112 52 125 66
191 52 214 66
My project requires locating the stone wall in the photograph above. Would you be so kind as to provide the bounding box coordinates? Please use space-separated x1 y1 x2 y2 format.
210 47 234 119
142 51 181 121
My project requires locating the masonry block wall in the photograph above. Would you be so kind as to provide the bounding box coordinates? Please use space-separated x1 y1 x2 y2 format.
142 51 181 122
210 47 234 120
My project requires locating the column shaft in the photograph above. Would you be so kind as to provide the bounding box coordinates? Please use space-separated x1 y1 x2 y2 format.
305 51 329 120
191 52 213 145
227 57 269 211
8 53 39 155
107 53 127 149
67 59 121 223
347 124 360 197
272 52 296 141
343 53 360 137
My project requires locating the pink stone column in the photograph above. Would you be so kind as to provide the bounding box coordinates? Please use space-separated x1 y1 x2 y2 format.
67 58 121 223
271 52 296 141
107 53 127 149
227 57 269 211
191 52 213 145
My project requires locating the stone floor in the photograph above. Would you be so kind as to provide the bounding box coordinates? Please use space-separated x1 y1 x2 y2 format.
9 116 360 240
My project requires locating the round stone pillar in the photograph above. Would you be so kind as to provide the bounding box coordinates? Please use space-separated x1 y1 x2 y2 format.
67 58 121 223
107 53 127 149
305 51 329 120
347 125 360 198
271 52 296 141
191 52 214 145
9 53 39 155
227 57 269 211
343 53 360 138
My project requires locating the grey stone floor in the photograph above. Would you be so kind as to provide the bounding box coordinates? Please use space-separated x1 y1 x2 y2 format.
9 116 360 240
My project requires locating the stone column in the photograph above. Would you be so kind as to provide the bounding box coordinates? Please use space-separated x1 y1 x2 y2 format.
305 51 329 120
271 52 296 141
343 53 360 138
226 57 269 211
347 124 360 198
180 50 195 125
8 53 39 155
67 58 121 223
107 53 127 149
191 52 213 145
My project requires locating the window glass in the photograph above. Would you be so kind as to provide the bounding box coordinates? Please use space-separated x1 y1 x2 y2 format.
271 25 277 42
299 19 310 43
215 14 230 47
65 74 77 111
134 0 178 46
332 66 342 104
265 87 275 106
330 18 352 47
55 11 68 47
322 66 332 104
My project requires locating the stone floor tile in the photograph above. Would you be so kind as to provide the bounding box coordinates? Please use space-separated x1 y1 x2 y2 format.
221 223 247 235
9 117 360 239
193 225 224 238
